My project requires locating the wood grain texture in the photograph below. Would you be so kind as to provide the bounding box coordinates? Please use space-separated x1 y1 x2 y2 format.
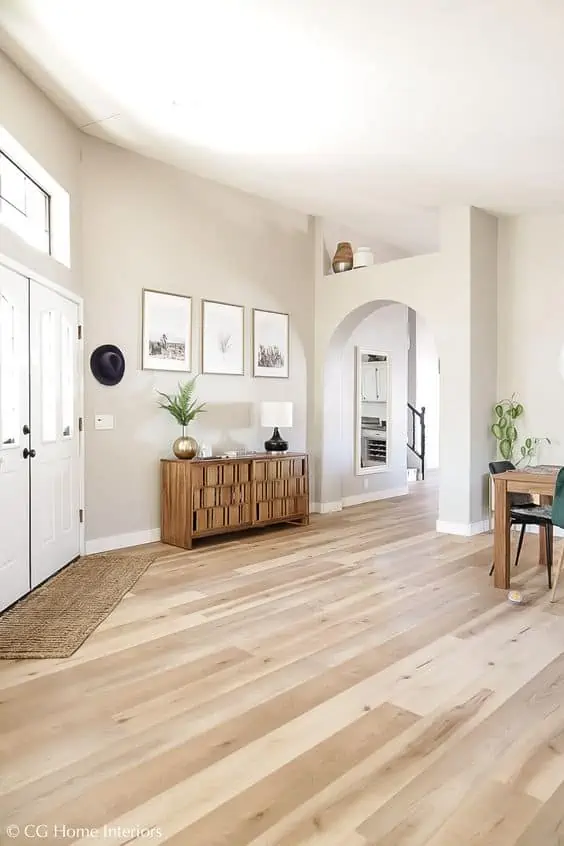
2 476 564 845
494 474 511 589
161 454 309 550
494 467 560 587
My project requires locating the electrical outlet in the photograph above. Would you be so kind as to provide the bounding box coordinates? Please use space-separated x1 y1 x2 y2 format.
363 478 369 490
94 414 114 430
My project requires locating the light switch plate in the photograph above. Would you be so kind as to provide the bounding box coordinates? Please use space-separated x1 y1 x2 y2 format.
94 414 114 430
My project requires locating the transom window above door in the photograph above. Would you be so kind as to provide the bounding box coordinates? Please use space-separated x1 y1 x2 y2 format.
0 151 51 255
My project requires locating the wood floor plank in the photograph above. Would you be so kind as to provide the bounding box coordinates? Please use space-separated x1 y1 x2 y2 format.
2 475 564 845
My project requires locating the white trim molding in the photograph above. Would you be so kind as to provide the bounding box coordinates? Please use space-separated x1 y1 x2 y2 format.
522 524 564 538
0 251 85 556
436 519 491 536
312 487 408 514
310 501 343 514
85 528 161 556
343 487 409 508
0 127 71 267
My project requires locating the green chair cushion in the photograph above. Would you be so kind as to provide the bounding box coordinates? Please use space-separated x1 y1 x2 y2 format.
551 467 564 529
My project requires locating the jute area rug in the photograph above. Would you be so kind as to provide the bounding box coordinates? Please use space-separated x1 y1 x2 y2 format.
0 549 157 660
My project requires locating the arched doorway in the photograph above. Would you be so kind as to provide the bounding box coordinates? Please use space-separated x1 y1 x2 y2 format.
319 299 440 511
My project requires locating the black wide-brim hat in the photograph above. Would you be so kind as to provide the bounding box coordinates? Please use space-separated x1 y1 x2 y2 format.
90 344 125 386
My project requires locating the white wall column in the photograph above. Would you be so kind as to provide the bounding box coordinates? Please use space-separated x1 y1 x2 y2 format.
437 206 497 533
470 207 498 525
312 207 497 532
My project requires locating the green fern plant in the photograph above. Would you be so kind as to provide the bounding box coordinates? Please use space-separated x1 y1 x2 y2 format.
156 377 206 428
491 394 550 465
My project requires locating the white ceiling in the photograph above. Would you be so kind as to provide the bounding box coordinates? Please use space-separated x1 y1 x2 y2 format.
2 0 564 255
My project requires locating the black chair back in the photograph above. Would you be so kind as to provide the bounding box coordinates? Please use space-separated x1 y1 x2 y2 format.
489 460 533 507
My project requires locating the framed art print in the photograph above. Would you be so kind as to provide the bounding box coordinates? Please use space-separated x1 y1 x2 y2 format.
201 299 245 375
253 308 289 378
142 289 192 372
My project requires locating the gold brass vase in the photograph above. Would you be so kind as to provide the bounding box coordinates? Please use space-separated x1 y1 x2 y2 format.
173 427 198 460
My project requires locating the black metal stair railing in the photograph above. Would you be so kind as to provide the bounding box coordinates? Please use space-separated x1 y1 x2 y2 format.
407 403 426 481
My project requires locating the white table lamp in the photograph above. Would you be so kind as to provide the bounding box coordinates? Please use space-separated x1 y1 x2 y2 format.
260 401 293 452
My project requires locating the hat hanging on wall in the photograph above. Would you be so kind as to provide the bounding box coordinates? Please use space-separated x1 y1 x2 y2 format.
90 344 125 386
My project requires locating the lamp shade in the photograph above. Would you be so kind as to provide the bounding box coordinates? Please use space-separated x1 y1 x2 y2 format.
260 401 293 428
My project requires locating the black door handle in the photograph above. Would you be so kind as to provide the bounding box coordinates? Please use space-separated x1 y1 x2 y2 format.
22 424 30 435
23 448 36 459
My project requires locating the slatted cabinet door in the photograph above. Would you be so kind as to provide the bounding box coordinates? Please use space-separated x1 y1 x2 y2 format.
191 461 252 537
253 456 309 524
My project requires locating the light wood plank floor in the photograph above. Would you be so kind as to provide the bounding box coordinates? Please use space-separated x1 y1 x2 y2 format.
2 480 564 845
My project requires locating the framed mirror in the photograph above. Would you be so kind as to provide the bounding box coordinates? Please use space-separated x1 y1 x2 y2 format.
355 347 390 474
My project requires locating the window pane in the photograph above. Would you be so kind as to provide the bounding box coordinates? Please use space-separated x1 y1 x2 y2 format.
26 179 49 233
0 201 28 241
41 310 57 443
0 153 26 212
0 294 19 447
61 316 73 438
0 152 51 256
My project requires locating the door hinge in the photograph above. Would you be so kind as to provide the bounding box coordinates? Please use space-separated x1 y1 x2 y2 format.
78 416 83 432
77 324 83 341
79 508 84 524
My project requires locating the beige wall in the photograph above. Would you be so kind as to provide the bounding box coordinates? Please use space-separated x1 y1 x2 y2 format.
498 214 563 465
469 207 498 523
323 220 408 266
81 137 313 545
0 52 314 548
1 48 510 543
415 313 440 470
0 50 81 292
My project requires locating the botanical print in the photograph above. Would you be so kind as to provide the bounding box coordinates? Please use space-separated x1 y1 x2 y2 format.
142 290 191 372
257 342 284 369
253 309 289 378
201 300 244 375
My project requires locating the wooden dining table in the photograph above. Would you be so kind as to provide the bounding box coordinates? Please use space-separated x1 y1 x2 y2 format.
493 465 561 589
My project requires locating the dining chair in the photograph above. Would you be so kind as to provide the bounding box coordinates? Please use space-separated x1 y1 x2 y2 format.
488 460 554 588
550 468 564 602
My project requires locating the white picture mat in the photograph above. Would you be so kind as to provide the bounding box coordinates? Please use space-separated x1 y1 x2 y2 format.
202 300 244 375
142 290 192 371
253 309 289 378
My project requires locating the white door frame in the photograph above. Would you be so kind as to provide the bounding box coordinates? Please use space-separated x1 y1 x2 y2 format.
0 252 85 557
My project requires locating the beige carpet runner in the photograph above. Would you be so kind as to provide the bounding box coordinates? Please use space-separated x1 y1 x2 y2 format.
0 549 157 660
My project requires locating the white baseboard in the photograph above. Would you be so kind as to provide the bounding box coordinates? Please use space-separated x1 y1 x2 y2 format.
436 520 564 539
310 501 343 514
85 528 161 555
436 519 491 537
343 487 409 508
312 487 409 514
521 524 564 538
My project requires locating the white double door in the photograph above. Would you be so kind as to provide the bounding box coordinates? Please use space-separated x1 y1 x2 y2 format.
0 264 81 613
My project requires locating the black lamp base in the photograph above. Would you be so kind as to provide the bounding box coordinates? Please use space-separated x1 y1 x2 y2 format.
264 427 288 452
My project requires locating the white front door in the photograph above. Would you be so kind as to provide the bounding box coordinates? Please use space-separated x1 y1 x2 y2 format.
0 265 30 612
29 281 80 588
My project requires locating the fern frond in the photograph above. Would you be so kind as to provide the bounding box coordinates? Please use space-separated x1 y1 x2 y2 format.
156 377 206 426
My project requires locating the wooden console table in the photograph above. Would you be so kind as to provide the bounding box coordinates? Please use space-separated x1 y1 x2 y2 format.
161 453 309 549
